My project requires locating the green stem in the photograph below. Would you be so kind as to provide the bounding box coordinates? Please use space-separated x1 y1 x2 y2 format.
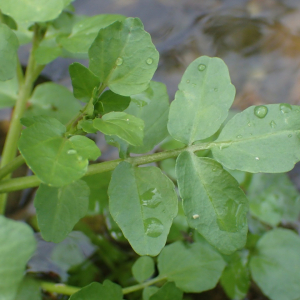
0 155 25 181
0 24 44 214
0 143 213 194
40 276 166 296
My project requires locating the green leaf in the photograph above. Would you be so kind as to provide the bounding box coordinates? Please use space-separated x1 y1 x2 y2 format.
2 13 17 30
69 63 100 102
0 0 64 22
78 119 98 134
60 14 126 54
0 24 18 81
69 135 101 161
89 17 159 96
176 152 248 255
127 81 169 153
15 277 41 300
0 216 36 300
25 83 81 125
93 112 144 146
248 173 300 226
250 228 300 300
168 56 235 145
212 104 300 173
35 180 90 243
34 39 62 65
158 241 225 292
0 75 18 108
149 282 183 300
95 90 131 114
69 281 123 300
108 162 178 256
132 256 155 283
220 251 250 300
18 117 89 186
143 287 159 300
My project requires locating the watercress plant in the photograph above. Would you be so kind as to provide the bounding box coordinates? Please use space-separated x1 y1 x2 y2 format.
0 2 300 300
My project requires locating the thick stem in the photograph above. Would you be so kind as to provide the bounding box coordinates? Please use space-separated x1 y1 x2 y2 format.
0 143 213 194
0 24 44 214
40 276 166 296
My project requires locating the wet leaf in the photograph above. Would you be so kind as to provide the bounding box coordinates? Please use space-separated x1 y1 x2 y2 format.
34 180 90 243
212 104 300 173
0 0 64 22
89 18 159 96
132 256 155 283
158 241 225 292
168 56 235 145
93 112 144 146
108 162 178 256
0 24 19 81
25 83 81 125
69 62 100 102
60 14 126 54
176 152 248 255
250 228 300 300
18 117 89 186
0 216 36 300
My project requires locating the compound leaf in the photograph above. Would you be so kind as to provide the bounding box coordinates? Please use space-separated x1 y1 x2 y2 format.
250 228 300 300
149 282 183 300
0 216 36 300
89 17 159 96
0 0 64 22
34 180 90 243
60 14 126 54
157 241 225 293
108 162 178 256
0 24 19 81
18 117 89 186
69 62 100 102
25 83 81 125
212 104 300 173
70 281 123 300
132 256 155 283
93 112 144 146
176 152 248 255
168 56 235 145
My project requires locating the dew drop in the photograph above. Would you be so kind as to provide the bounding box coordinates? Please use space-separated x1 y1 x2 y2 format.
212 167 217 172
146 58 153 65
288 134 292 138
192 214 199 219
144 218 164 237
126 118 129 124
116 57 123 66
67 149 77 155
237 135 242 139
141 188 162 208
279 103 292 114
270 120 276 128
254 105 268 118
186 79 190 84
198 64 206 71
255 157 259 160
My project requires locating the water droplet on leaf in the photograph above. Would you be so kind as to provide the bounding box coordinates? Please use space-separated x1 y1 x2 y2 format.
279 103 292 113
270 120 276 128
198 64 206 71
144 218 164 237
255 157 259 160
146 58 153 65
116 57 123 66
237 135 242 139
192 214 199 219
254 105 268 118
67 149 77 155
141 188 162 208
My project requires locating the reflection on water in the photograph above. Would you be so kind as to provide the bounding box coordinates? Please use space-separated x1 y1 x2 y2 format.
65 0 300 110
